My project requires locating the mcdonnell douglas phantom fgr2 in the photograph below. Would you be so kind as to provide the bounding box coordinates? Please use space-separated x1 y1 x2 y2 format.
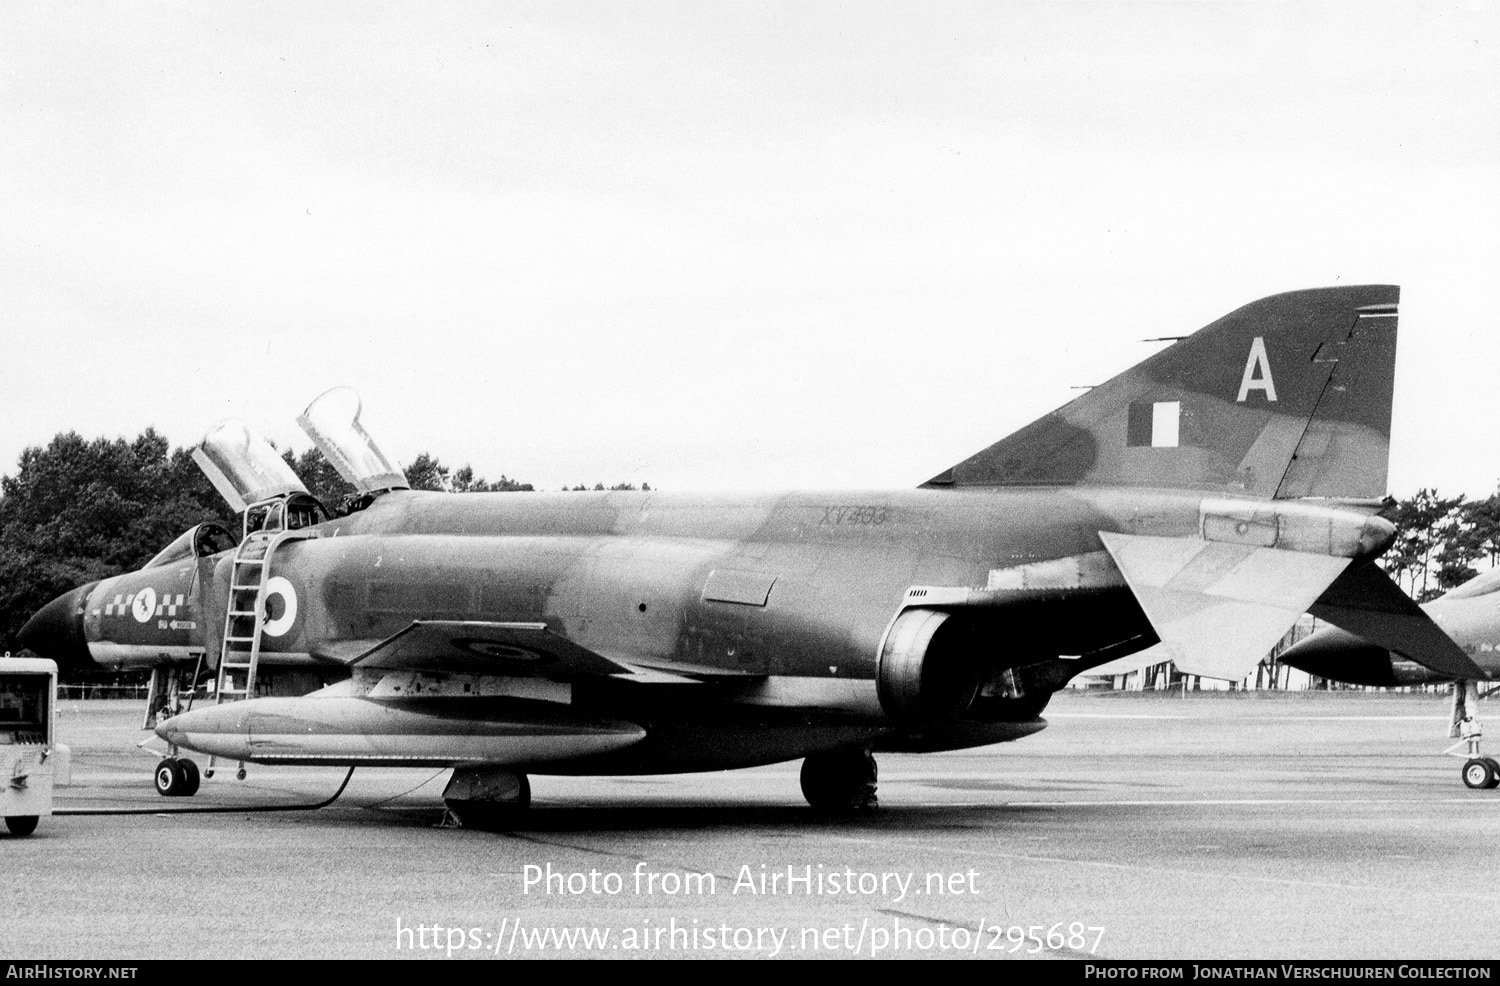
20 285 1472 824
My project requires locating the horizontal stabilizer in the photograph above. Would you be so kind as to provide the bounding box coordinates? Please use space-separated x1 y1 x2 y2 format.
1080 643 1169 679
1309 563 1484 679
1100 532 1349 681
320 621 632 678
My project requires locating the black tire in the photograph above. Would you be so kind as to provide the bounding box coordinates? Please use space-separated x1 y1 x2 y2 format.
1462 758 1494 790
5 815 39 836
176 759 201 797
445 775 532 831
1485 758 1500 791
800 748 878 813
155 758 182 797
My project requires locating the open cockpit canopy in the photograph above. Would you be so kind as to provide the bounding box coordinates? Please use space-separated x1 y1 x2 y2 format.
296 386 409 495
192 419 310 512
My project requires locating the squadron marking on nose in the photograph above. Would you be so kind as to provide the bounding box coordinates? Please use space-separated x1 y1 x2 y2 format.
131 587 157 623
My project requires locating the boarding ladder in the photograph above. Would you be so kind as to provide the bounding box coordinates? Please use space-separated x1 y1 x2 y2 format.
208 527 317 778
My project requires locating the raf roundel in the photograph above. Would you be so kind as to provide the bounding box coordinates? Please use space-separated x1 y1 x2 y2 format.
261 577 299 638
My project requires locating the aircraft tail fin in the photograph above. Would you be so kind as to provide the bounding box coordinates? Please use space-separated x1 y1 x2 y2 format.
923 285 1399 500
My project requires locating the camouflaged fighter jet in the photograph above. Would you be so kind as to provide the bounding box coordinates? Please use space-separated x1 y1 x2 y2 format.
19 285 1469 822
1281 570 1497 789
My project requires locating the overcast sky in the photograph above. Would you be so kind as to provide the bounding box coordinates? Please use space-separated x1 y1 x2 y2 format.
2 3 1496 498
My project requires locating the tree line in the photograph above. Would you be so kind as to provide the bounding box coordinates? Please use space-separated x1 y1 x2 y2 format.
0 428 646 652
1379 488 1500 601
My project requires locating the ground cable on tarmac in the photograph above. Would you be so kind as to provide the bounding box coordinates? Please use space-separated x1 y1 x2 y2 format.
51 767 356 816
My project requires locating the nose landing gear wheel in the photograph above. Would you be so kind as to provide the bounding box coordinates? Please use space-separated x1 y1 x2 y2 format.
1462 757 1496 790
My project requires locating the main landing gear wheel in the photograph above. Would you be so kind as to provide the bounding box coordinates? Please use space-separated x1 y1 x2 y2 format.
154 758 201 797
1462 758 1496 790
4 815 39 836
442 768 531 830
800 747 878 813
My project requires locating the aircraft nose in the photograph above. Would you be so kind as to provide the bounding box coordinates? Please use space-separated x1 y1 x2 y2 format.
18 584 95 671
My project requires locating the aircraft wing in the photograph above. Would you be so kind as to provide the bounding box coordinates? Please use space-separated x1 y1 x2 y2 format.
317 621 634 678
1308 563 1485 679
1099 532 1351 681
